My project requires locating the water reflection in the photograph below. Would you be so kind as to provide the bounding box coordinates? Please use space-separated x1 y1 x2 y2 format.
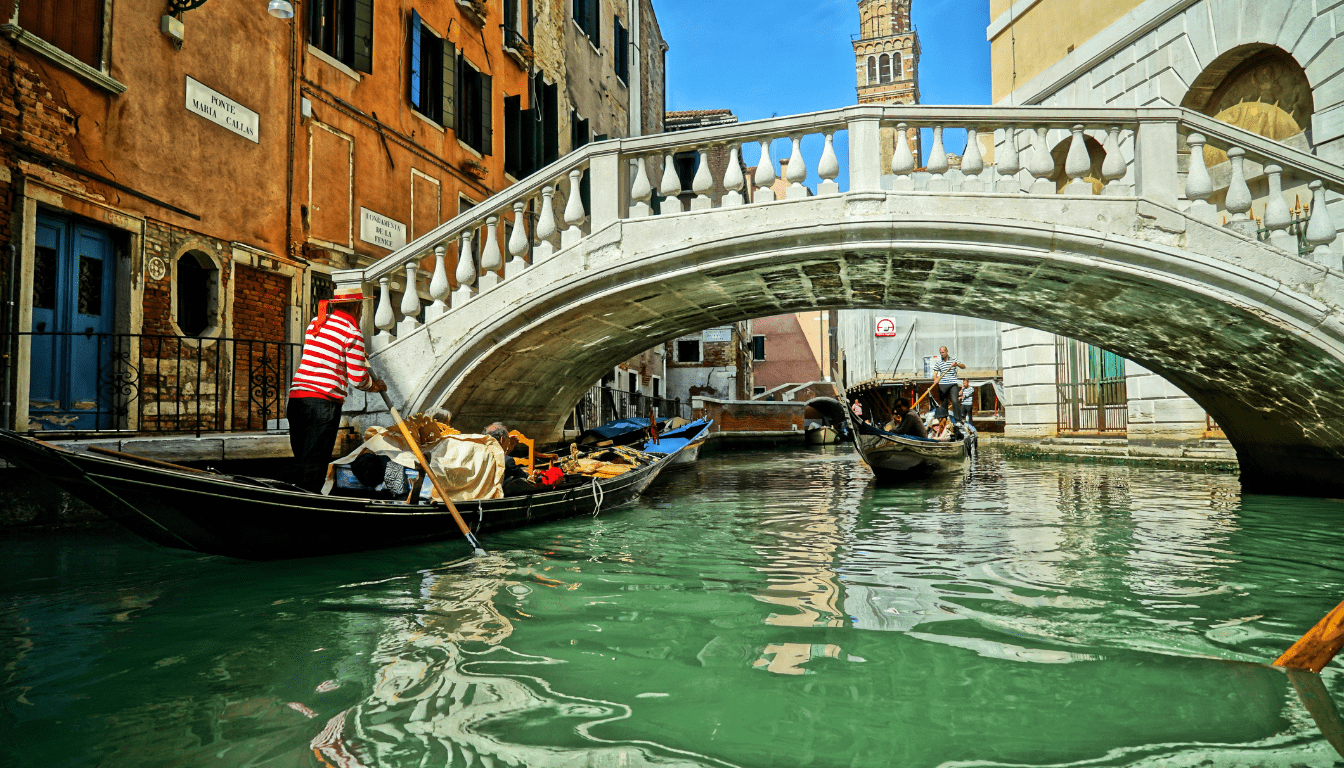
3 450 1344 767
315 555 735 768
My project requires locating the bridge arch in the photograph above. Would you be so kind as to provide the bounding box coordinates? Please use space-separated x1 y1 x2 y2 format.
349 105 1344 496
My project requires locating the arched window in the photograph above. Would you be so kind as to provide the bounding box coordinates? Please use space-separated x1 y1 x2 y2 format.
879 54 891 84
174 251 218 338
867 57 877 85
892 52 902 79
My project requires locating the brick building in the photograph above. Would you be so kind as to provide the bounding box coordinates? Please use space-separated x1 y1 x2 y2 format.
0 0 666 436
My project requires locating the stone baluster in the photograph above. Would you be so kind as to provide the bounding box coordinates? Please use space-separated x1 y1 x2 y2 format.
1027 126 1055 194
452 230 475 308
506 201 530 279
892 122 915 192
660 152 684 213
1100 125 1129 195
995 125 1021 193
373 276 395 349
1305 180 1340 269
1062 124 1092 195
754 140 777 202
925 125 949 192
397 261 421 336
562 169 586 248
1224 147 1255 236
723 145 746 207
1261 165 1294 253
534 185 558 262
630 156 654 218
817 132 840 196
691 147 714 210
1183 133 1215 222
960 127 984 193
479 216 503 290
426 245 450 322
784 136 808 199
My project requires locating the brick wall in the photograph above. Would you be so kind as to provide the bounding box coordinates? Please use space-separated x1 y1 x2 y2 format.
231 265 292 430
695 398 804 433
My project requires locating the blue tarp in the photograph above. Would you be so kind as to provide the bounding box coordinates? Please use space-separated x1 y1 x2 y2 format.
579 417 657 441
642 418 712 456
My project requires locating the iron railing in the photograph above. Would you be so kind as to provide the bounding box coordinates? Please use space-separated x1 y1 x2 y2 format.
569 384 691 432
1055 337 1128 435
2 331 300 437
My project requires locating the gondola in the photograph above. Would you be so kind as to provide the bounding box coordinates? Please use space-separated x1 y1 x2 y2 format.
843 378 971 481
577 416 712 467
0 427 695 561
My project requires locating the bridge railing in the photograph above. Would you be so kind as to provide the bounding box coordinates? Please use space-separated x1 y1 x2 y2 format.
337 105 1344 353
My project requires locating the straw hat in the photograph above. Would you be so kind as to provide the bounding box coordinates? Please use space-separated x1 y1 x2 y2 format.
329 286 365 303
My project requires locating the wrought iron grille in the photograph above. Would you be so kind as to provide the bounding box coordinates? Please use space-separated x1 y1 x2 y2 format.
3 331 300 437
1055 337 1128 434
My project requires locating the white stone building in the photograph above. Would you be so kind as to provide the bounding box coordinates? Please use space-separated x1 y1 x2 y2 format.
992 0 1341 455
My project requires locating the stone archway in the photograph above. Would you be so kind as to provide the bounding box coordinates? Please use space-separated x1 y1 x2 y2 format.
1182 45 1314 166
379 200 1344 497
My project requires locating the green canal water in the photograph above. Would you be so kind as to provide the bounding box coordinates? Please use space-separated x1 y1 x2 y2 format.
3 448 1344 767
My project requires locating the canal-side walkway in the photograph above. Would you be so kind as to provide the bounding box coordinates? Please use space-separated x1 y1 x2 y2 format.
991 435 1240 473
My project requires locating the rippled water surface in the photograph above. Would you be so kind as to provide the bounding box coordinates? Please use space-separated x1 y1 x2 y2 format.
4 448 1344 767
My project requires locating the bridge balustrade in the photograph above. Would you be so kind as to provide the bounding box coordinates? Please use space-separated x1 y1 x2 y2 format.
334 105 1344 353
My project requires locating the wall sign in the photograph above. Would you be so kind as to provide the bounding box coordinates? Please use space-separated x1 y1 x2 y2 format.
875 317 897 337
360 208 407 250
701 327 732 343
185 77 259 143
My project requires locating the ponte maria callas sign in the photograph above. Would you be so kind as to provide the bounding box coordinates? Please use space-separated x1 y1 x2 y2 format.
185 77 259 143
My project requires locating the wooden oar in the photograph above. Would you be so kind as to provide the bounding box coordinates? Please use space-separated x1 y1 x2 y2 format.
378 391 486 556
911 379 941 410
1274 599 1344 673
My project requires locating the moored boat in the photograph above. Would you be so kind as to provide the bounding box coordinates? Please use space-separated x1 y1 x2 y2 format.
805 425 838 445
0 429 687 561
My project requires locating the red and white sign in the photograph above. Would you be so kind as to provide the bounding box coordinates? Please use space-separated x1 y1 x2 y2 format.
875 317 898 337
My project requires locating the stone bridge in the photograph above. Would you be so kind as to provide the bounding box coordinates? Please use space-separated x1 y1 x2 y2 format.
335 105 1344 496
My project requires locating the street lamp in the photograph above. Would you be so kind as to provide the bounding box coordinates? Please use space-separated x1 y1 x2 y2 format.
267 0 295 18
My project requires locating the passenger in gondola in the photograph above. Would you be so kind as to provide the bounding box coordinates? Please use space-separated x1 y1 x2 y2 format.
928 417 954 441
287 286 386 492
889 398 928 438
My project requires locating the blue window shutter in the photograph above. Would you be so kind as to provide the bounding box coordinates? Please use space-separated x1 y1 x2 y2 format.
408 10 422 111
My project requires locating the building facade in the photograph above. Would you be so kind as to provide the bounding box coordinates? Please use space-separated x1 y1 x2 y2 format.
990 0 1339 456
0 0 665 436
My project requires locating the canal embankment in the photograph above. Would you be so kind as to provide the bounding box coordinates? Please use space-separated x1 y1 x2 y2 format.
990 434 1240 473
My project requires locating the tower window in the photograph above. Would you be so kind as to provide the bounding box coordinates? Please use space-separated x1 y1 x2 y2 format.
892 52 902 79
879 54 891 84
867 56 877 85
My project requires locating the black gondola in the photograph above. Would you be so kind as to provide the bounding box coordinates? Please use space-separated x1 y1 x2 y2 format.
0 428 690 561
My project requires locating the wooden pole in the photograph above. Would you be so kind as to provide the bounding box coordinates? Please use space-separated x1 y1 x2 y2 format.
1274 599 1344 673
379 392 486 555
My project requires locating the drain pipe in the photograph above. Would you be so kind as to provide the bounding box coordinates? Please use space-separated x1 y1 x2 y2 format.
2 242 16 431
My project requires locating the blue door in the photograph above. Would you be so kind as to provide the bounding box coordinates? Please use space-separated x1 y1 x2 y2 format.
27 213 117 431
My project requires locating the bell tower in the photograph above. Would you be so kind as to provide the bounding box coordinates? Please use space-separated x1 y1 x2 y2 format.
854 0 920 105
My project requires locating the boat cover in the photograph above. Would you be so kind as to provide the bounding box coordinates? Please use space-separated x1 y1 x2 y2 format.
325 431 507 501
578 417 659 442
641 419 712 456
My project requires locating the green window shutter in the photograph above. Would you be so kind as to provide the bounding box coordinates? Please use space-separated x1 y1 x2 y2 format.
479 73 493 156
442 41 457 128
588 0 600 47
352 0 374 72
408 10 422 110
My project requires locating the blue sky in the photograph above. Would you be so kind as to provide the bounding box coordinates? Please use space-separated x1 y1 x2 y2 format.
656 0 991 182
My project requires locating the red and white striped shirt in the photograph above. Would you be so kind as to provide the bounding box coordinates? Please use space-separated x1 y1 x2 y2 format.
289 310 373 401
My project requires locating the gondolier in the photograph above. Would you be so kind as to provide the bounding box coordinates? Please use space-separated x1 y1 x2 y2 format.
932 346 965 420
288 286 386 491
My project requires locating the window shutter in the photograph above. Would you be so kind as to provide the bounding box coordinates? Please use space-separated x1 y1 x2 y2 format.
588 0 600 47
408 10 422 110
521 110 537 176
572 0 583 28
352 0 374 73
504 96 521 176
442 40 457 128
479 73 493 156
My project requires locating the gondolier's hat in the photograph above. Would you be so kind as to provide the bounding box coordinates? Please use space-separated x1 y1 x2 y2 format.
314 285 366 330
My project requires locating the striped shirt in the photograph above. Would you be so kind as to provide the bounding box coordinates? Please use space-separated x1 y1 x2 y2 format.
289 311 373 401
933 358 962 385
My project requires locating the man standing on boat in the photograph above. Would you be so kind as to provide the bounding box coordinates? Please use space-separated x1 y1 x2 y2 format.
932 346 966 421
287 286 386 491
